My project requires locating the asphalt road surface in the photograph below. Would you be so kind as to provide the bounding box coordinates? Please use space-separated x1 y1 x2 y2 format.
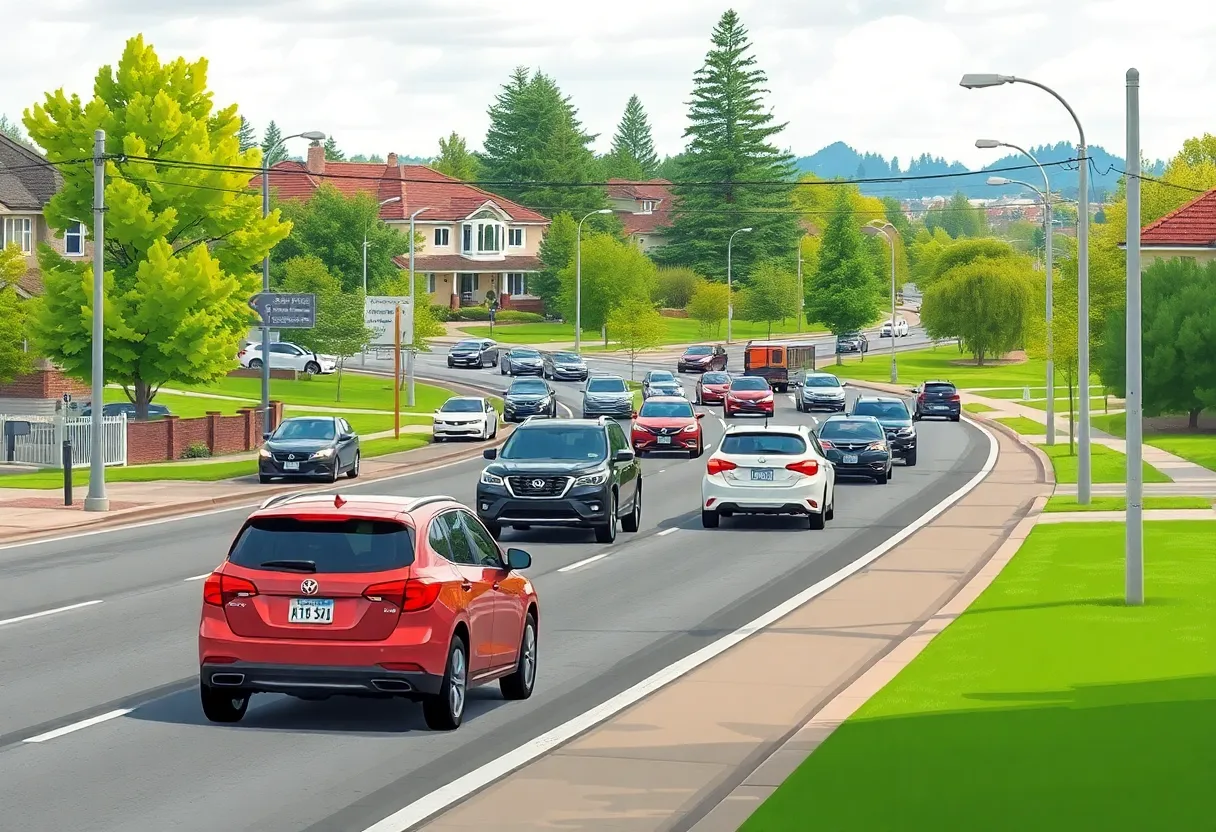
0 341 989 832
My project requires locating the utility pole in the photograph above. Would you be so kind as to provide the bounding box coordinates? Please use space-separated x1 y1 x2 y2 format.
406 207 429 408
796 235 804 334
1125 68 1144 605
84 129 109 512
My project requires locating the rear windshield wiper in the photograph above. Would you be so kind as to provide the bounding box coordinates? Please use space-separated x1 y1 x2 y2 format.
258 559 318 573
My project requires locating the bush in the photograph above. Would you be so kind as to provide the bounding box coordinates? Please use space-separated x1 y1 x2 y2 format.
429 304 453 322
181 441 212 459
450 306 544 323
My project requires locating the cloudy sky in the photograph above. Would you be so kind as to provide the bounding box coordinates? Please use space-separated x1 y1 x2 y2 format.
2 0 1212 169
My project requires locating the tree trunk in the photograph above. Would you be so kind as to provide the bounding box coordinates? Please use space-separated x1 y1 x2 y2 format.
1068 374 1076 454
976 350 986 367
133 379 154 420
335 358 345 401
1190 408 1202 430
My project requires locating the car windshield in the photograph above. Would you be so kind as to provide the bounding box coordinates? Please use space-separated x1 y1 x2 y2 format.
273 419 336 441
508 380 548 395
730 377 769 391
820 419 884 440
702 372 730 384
501 426 607 461
440 398 483 413
804 375 841 388
648 371 675 382
553 352 581 363
587 378 627 393
840 332 862 339
720 432 807 456
925 383 957 393
639 400 695 419
511 349 540 358
453 340 482 351
852 401 909 419
684 346 712 355
228 517 414 573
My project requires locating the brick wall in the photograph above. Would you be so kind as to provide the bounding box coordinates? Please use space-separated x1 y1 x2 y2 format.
228 367 299 381
125 401 284 464
0 367 90 400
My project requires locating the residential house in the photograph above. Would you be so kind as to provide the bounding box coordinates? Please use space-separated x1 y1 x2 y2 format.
255 145 550 312
1122 188 1216 266
607 179 673 253
0 133 92 298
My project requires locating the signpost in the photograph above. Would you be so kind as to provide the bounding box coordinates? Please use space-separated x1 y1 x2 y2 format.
393 306 402 439
248 293 317 329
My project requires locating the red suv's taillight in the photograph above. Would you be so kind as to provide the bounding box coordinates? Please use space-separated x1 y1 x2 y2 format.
363 579 407 606
786 459 820 476
365 579 442 611
707 457 737 476
203 573 259 606
949 393 960 402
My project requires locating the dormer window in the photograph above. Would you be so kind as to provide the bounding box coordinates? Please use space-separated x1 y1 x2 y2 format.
639 200 656 214
461 209 506 255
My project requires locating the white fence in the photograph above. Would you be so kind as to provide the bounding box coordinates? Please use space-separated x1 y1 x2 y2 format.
0 413 128 468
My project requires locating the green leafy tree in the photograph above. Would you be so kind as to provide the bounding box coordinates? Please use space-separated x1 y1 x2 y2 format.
608 298 665 380
655 153 687 181
739 260 799 337
920 256 1035 365
376 270 444 354
1098 257 1216 429
920 237 1017 291
322 136 344 161
687 280 730 336
0 245 34 384
278 256 371 399
656 10 801 279
805 189 881 362
0 114 23 143
925 191 987 238
558 233 656 342
349 153 386 164
881 196 915 244
604 95 659 180
237 116 257 152
909 227 952 285
23 35 290 418
433 132 481 181
1027 271 1082 450
261 119 287 166
534 212 576 315
655 266 704 309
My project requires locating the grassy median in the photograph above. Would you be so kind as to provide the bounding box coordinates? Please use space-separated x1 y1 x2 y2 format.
994 416 1049 435
1040 443 1169 484
742 521 1216 832
1043 495 1213 512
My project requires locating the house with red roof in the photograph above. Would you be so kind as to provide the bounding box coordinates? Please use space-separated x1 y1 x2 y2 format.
1124 187 1216 266
607 179 673 253
253 144 551 311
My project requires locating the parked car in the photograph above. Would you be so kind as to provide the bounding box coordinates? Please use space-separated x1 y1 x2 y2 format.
239 342 336 374
502 378 558 422
835 331 869 354
258 416 361 483
641 370 685 400
78 401 171 420
794 372 846 413
581 375 634 420
723 376 774 418
879 318 910 338
432 396 499 442
677 344 728 373
911 380 961 422
501 347 544 376
198 493 538 730
631 396 705 458
694 371 732 405
816 414 893 484
542 351 588 382
851 396 917 465
447 339 500 369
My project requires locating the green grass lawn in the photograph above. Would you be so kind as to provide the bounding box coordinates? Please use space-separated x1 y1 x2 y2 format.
837 348 1054 390
458 316 826 346
963 402 996 414
1044 495 1213 512
1090 412 1216 474
742 521 1216 832
1022 397 1117 413
177 373 451 414
995 416 1049 435
978 386 1106 400
1040 443 1169 484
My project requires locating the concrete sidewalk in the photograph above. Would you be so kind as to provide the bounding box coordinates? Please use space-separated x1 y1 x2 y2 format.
418 417 1048 831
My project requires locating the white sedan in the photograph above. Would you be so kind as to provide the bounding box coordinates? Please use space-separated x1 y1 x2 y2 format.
701 424 836 530
432 396 499 441
879 318 910 338
238 341 337 374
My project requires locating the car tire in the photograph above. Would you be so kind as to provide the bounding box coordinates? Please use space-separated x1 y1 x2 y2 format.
808 510 826 530
724 410 734 419
258 474 271 484
423 636 468 731
346 452 360 479
950 415 961 422
500 364 507 375
701 509 720 529
905 449 917 466
200 683 250 723
622 483 641 533
594 494 618 543
826 496 835 521
876 470 888 485
304 361 321 375
447 358 454 368
248 358 262 370
327 464 340 484
690 442 702 459
499 613 538 701
887 464 894 481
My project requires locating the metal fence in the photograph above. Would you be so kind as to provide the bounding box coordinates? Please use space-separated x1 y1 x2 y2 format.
0 413 128 468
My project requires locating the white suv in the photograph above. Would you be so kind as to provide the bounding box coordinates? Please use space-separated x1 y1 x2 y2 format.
701 424 836 530
880 318 910 338
238 342 336 374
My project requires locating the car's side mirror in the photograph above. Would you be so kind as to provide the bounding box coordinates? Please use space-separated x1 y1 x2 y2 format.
505 547 532 570
483 448 497 460
908 387 919 393
339 433 354 442
696 413 705 420
614 448 635 462
630 411 638 420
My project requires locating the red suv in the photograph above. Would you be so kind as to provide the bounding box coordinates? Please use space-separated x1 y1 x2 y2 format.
723 376 775 418
631 396 705 457
198 493 539 731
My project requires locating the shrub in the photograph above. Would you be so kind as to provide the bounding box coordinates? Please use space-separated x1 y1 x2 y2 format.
429 304 453 322
181 441 212 459
450 306 544 323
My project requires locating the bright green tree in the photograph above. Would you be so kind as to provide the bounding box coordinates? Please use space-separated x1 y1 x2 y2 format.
608 298 665 380
23 35 290 418
925 191 987 238
739 260 799 337
433 132 481 181
322 136 344 161
278 256 371 399
1027 271 1082 450
534 211 576 315
687 280 729 336
909 226 952 286
881 196 915 244
604 95 659 180
0 245 34 384
261 119 287 166
237 116 257 152
920 237 1017 291
805 188 881 361
656 10 801 280
558 233 657 342
920 256 1035 365
655 266 705 309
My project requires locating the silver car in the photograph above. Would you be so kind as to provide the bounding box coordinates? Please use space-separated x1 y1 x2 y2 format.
581 375 634 419
795 372 847 413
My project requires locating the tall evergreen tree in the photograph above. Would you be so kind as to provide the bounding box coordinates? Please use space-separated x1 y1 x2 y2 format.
805 188 881 356
433 131 481 181
238 116 257 152
323 136 345 161
656 10 800 281
604 95 659 180
261 120 287 166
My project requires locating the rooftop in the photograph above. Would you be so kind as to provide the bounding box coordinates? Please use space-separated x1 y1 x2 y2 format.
1134 188 1216 248
0 133 60 211
607 178 674 235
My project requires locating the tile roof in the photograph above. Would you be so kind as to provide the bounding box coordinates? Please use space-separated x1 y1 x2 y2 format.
393 253 542 272
0 264 43 297
608 178 674 236
1138 188 1216 247
0 133 60 211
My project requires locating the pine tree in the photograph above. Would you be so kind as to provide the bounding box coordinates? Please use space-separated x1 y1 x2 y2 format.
433 131 481 181
238 116 257 152
604 95 659 180
655 10 800 281
323 136 344 161
0 114 26 143
805 188 881 357
261 120 287 166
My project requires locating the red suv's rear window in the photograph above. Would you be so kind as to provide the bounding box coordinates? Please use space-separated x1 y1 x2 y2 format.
228 517 415 573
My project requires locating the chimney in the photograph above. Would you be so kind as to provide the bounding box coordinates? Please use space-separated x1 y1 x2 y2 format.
306 143 325 175
386 152 398 168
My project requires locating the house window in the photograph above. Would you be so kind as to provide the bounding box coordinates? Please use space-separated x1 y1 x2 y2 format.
462 224 473 253
639 200 656 214
426 273 436 294
2 217 33 254
65 221 85 256
476 223 502 253
508 228 524 247
505 273 528 296
433 227 450 247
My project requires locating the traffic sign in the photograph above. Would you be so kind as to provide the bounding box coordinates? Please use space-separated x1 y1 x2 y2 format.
248 292 316 328
365 296 414 346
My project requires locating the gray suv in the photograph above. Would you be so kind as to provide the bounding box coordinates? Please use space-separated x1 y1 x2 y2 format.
581 375 634 419
795 372 846 412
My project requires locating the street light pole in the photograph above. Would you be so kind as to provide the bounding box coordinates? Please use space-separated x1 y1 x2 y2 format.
406 206 429 408
796 234 805 334
726 227 753 345
1125 68 1144 605
361 196 401 368
960 73 1090 503
863 221 899 383
84 128 108 512
575 209 612 354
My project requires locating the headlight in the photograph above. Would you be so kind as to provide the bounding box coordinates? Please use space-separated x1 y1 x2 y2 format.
682 423 699 433
897 427 915 436
258 448 271 458
866 441 888 451
574 469 610 487
480 470 504 486
310 448 334 459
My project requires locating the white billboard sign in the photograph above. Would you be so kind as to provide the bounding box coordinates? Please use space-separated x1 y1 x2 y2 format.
365 296 414 346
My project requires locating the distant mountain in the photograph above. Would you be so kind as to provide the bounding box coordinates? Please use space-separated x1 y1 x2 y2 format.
794 141 1165 202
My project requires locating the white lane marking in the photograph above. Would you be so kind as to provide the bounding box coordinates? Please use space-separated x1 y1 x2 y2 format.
557 553 611 573
0 600 103 628
183 573 210 582
657 528 678 537
23 709 133 743
360 420 1000 832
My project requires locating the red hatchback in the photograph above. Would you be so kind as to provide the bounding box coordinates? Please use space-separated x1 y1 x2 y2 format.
723 376 775 418
631 396 705 457
198 493 539 731
695 371 732 405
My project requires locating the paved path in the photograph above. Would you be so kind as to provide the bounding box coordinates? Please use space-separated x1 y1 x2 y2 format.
1039 508 1216 523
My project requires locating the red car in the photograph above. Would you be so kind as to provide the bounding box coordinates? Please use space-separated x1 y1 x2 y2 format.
695 371 732 405
631 396 705 457
723 376 775 418
198 493 539 731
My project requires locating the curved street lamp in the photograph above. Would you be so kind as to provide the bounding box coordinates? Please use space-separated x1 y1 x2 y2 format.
726 227 753 345
862 221 900 383
574 209 613 353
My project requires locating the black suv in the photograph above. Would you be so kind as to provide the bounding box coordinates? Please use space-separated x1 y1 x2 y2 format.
477 417 642 543
502 377 558 422
851 396 917 465
912 380 961 422
835 331 869 354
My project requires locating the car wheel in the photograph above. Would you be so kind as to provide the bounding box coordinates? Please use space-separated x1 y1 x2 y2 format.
327 464 340 484
258 474 271 484
447 358 454 368
200 683 249 723
423 636 468 731
876 470 888 485
500 364 507 375
905 449 917 466
724 410 734 419
701 509 720 529
346 452 360 479
304 361 321 375
594 494 618 543
826 495 835 521
499 613 538 701
248 358 263 370
690 442 702 459
887 463 894 481
622 483 641 533
950 415 961 422
808 510 826 530
490 418 498 438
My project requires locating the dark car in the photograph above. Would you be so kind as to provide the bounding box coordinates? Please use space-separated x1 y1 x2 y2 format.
641 370 684 400
501 347 544 377
581 375 634 420
817 415 892 484
476 417 643 543
258 416 360 484
677 344 728 373
835 331 869 354
542 350 588 381
695 371 732 405
447 338 499 369
851 396 917 465
79 401 171 420
912 380 961 422
502 378 558 422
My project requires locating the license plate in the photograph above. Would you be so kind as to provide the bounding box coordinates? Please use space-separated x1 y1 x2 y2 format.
750 468 774 481
282 461 300 471
288 598 334 624
932 405 946 410
657 436 672 444
843 454 858 464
